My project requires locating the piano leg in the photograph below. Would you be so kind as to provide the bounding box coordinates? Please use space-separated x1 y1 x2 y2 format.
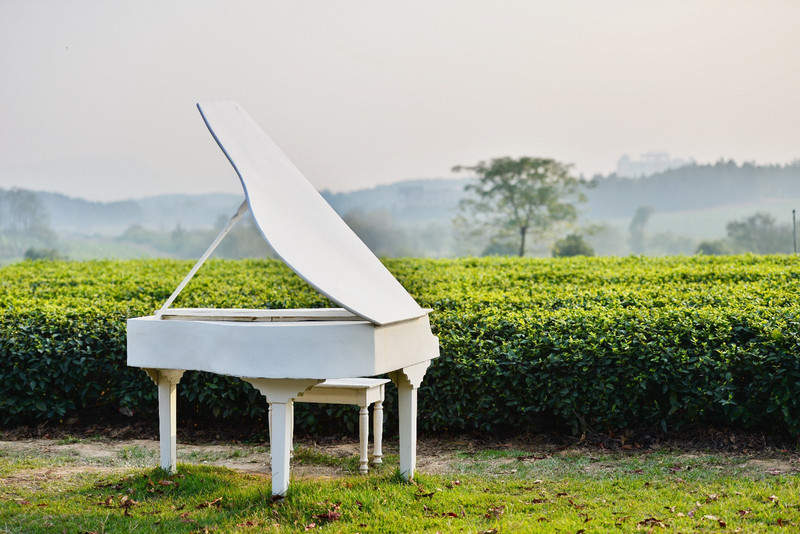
397 382 417 479
144 369 185 474
242 378 322 496
269 401 293 495
359 406 369 474
390 361 431 480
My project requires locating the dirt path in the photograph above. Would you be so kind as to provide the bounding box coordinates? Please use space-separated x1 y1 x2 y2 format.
0 437 461 484
1 436 797 491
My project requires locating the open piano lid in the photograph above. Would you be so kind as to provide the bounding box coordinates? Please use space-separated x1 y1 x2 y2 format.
197 101 426 326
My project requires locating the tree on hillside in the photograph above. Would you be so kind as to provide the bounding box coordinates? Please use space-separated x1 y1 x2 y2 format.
453 157 586 256
726 212 792 254
0 188 57 258
628 206 654 254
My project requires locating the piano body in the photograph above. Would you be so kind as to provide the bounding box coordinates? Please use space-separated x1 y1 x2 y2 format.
127 102 439 496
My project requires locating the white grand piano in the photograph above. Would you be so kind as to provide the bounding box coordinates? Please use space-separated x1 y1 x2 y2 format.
127 101 439 496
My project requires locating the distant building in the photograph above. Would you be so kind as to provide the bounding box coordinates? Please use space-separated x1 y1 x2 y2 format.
617 152 695 178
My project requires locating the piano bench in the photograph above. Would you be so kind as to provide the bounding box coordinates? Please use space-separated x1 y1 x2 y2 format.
268 378 390 474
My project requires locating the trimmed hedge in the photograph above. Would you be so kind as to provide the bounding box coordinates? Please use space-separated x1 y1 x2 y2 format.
1 256 799 437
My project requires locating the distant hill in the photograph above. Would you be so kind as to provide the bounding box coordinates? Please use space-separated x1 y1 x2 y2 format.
37 191 243 236
321 178 469 226
6 160 800 259
585 160 800 219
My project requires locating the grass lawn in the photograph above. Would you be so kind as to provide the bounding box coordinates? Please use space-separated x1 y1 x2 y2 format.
0 439 798 533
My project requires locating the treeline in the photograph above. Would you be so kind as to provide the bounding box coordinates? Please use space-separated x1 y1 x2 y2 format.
586 159 800 218
117 213 274 259
3 160 800 261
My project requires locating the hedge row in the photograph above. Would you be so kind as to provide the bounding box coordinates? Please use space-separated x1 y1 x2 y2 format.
1 256 799 437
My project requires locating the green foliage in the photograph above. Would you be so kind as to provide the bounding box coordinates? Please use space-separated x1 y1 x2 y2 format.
552 234 594 257
697 239 732 255
454 157 586 256
726 212 793 254
23 248 67 261
2 256 800 438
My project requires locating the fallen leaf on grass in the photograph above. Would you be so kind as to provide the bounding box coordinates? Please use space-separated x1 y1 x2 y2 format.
768 495 780 503
702 514 728 527
737 509 751 517
516 454 549 461
236 520 258 527
313 502 342 522
314 511 342 521
637 517 668 528
304 523 316 530
485 505 505 518
159 479 178 487
179 512 196 523
568 499 586 509
14 500 31 506
196 497 223 509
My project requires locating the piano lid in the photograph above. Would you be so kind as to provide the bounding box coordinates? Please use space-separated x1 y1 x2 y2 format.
197 101 426 326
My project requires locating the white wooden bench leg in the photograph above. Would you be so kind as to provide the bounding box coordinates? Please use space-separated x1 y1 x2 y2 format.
372 400 383 465
359 406 369 474
289 400 294 458
145 369 185 474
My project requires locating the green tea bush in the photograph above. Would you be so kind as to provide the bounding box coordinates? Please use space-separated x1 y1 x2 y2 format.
1 256 799 437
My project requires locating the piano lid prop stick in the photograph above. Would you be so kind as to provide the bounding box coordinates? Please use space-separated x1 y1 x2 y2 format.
155 199 249 318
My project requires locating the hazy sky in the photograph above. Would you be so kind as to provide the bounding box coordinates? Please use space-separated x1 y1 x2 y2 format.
1 1 798 202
